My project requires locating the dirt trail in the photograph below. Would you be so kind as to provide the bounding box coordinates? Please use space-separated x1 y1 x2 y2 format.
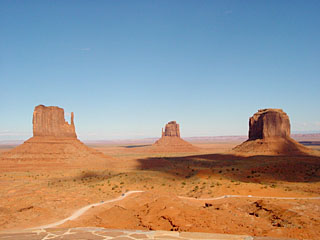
31 191 144 229
30 191 320 230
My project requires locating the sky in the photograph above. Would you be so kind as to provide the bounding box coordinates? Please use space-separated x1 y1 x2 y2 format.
1 0 320 140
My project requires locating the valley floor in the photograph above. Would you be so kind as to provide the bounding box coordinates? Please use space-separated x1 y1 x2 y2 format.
0 142 320 239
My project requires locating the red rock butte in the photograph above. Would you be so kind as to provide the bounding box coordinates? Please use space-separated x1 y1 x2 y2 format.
162 121 180 137
233 108 314 156
153 121 198 152
33 105 77 138
0 105 110 169
248 109 290 140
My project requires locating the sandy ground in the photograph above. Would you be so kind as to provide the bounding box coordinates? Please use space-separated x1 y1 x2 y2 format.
0 141 320 239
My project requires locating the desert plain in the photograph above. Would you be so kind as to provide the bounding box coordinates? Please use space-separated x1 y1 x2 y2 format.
1 136 320 239
1 107 320 240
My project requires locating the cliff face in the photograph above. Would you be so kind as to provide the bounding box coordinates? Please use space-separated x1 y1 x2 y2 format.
233 108 314 156
33 105 77 138
162 121 180 137
249 109 290 140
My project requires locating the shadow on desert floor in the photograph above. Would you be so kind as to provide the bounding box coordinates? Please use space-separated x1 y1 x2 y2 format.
120 144 152 149
299 141 320 146
136 152 320 183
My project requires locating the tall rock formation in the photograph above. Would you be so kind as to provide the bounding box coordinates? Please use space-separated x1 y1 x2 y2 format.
233 108 313 156
162 121 180 137
248 109 290 140
33 105 77 138
153 121 197 152
0 105 110 169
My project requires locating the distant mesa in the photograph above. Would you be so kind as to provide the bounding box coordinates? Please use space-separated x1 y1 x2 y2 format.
233 108 315 156
153 121 198 152
0 105 110 169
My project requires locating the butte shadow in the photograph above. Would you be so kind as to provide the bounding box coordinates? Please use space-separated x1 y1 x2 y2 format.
136 153 320 183
136 109 320 183
0 105 112 170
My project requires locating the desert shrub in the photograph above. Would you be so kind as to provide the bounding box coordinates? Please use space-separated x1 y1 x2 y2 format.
79 171 99 180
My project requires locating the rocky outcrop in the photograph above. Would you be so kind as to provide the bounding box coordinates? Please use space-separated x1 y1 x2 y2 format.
249 109 290 140
233 109 314 156
33 105 77 138
0 104 110 168
162 121 180 137
153 121 198 152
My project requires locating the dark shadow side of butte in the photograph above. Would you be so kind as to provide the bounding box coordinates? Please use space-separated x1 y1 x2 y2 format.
137 109 320 183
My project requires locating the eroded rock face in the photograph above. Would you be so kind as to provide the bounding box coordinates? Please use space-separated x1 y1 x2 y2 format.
248 109 290 140
162 121 180 137
233 108 315 156
33 105 77 138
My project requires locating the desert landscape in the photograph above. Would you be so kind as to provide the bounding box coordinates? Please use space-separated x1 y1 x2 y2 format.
1 2 320 239
0 106 319 240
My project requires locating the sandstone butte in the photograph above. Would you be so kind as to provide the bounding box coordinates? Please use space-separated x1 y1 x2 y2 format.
153 121 198 152
33 105 77 138
233 108 315 156
0 105 110 169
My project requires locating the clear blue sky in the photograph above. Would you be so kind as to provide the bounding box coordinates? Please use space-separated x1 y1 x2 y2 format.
1 0 319 140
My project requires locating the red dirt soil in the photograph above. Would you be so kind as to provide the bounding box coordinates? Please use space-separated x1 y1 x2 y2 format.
0 141 319 239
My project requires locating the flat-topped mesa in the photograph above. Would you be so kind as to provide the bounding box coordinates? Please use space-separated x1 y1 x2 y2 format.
249 108 290 140
33 105 77 138
162 121 180 138
232 108 316 156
